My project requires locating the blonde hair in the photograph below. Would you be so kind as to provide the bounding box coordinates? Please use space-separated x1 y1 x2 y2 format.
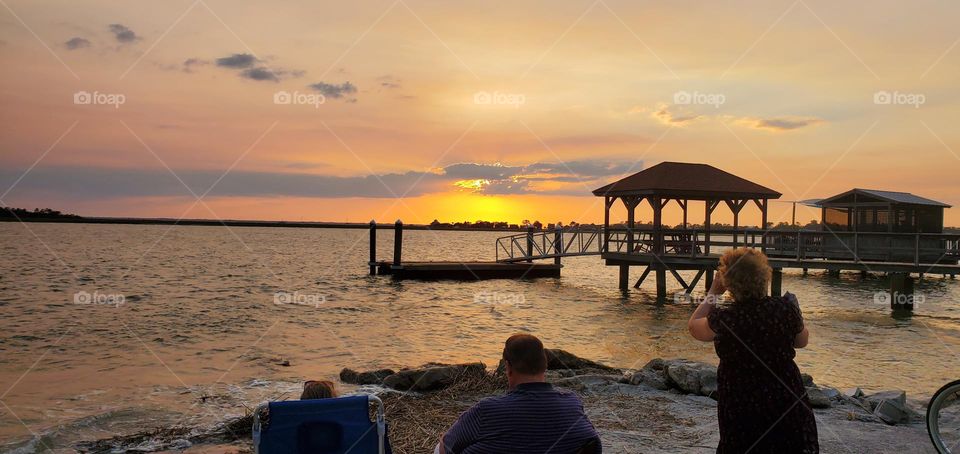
718 248 771 302
301 380 337 400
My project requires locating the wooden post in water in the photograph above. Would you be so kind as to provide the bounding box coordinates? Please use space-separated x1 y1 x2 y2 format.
369 220 377 275
526 227 534 263
655 264 667 303
554 226 562 266
619 265 629 290
393 220 403 268
889 272 914 312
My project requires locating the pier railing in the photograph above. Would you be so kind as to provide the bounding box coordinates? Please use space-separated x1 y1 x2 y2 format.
603 227 960 265
496 227 603 262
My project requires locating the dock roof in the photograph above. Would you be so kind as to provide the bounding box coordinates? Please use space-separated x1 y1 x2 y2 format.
592 161 781 200
817 188 951 208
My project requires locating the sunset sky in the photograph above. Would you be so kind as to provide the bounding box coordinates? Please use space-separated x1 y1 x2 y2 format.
1 0 958 226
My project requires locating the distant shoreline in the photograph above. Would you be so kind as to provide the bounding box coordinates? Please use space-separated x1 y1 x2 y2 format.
0 216 530 232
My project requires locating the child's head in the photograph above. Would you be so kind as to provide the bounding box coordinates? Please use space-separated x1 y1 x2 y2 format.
301 380 337 400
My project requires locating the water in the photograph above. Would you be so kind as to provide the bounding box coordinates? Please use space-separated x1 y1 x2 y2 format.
1 223 959 451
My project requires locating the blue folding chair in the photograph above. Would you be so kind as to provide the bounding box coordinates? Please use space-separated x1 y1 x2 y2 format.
252 395 392 454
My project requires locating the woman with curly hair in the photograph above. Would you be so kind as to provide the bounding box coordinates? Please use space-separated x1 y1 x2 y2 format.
688 248 819 453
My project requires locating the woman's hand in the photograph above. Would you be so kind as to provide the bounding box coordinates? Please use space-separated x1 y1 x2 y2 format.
708 270 727 296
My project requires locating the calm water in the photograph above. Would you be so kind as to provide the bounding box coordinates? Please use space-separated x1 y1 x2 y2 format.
1 223 959 451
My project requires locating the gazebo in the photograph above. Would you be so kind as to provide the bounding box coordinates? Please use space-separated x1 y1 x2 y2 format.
592 161 782 296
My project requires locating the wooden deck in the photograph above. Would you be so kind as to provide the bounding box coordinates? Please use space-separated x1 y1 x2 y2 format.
375 261 561 280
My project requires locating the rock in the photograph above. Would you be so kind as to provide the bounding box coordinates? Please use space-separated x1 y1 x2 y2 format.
278 360 290 367
545 349 619 372
628 369 670 390
800 373 815 387
821 387 841 401
698 368 718 398
806 386 832 408
495 349 619 375
554 374 620 392
845 387 865 400
664 359 715 395
382 362 486 391
339 367 396 385
865 390 909 425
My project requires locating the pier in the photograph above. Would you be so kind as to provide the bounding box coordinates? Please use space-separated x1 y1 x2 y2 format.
370 161 960 312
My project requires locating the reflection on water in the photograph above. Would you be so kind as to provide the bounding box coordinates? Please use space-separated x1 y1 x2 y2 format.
1 223 959 449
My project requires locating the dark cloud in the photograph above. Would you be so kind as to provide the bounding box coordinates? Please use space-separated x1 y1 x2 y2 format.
108 24 138 43
309 81 357 99
0 158 636 200
64 37 91 50
241 67 279 82
747 117 824 131
216 53 257 69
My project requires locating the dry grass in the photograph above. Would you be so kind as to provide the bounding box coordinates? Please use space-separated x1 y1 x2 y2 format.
380 372 506 454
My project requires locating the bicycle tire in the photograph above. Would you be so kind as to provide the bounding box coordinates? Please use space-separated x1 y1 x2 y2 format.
928 379 960 454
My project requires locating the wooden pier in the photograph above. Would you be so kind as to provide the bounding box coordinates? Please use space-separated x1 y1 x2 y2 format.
368 220 560 280
369 162 960 312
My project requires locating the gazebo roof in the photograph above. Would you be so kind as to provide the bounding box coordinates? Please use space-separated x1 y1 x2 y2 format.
592 161 781 200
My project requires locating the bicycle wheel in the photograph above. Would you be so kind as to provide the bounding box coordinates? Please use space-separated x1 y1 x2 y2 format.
928 379 960 454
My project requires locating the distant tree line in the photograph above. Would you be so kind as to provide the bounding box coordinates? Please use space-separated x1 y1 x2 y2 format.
1 207 81 219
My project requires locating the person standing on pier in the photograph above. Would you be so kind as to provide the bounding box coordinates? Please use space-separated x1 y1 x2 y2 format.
688 248 819 453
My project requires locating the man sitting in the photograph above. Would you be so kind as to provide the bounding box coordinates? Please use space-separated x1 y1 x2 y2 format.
437 334 601 453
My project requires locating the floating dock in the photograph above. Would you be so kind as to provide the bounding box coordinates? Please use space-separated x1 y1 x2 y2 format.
368 221 561 281
374 260 560 280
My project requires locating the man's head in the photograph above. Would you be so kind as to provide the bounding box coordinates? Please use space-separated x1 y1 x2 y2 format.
502 334 548 387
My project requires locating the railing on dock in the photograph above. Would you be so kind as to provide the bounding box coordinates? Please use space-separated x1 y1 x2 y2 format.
496 227 603 263
603 227 960 266
496 225 960 266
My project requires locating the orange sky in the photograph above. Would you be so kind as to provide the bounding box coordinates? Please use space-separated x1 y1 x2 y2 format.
1 0 958 226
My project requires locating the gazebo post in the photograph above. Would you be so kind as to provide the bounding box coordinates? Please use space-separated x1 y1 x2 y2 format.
760 198 768 252
603 196 611 252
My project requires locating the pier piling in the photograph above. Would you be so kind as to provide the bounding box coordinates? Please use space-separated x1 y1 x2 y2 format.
369 220 377 275
393 220 403 268
771 268 783 296
889 273 914 312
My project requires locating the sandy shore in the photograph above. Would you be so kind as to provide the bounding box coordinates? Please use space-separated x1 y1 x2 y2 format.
77 354 935 453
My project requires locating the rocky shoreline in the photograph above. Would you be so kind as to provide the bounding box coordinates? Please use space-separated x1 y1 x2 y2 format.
75 351 934 453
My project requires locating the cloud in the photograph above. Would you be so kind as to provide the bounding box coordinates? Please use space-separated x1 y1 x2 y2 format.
182 58 209 72
216 53 257 69
1 158 636 201
309 81 358 100
738 116 825 132
651 103 701 125
377 75 401 89
108 24 138 43
64 37 90 50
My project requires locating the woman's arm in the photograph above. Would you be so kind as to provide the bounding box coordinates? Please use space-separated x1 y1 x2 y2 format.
784 292 809 348
688 276 725 342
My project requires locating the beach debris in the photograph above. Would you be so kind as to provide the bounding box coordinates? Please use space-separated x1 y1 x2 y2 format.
339 367 396 385
864 390 914 425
